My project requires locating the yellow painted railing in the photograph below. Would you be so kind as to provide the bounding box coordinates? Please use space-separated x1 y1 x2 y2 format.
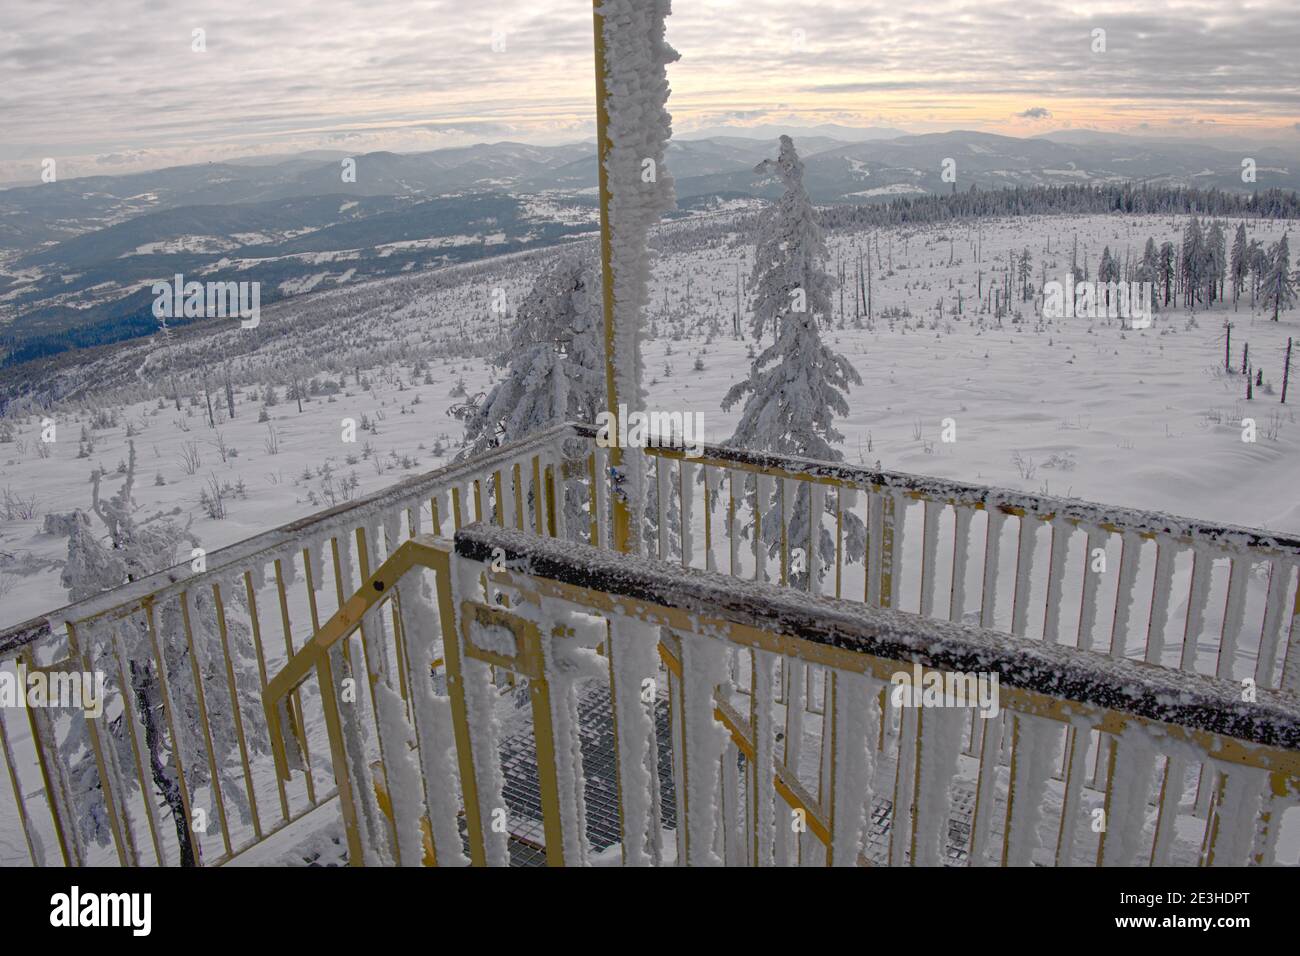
261 525 1298 866
3 421 1298 865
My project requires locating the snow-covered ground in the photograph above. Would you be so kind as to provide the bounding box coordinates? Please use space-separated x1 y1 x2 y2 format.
3 213 1296 630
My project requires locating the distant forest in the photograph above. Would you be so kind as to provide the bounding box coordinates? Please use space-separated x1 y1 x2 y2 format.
819 183 1300 229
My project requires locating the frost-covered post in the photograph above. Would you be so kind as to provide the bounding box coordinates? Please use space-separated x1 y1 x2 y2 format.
592 0 678 553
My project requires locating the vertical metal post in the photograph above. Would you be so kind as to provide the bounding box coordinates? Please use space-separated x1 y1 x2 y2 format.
593 0 631 554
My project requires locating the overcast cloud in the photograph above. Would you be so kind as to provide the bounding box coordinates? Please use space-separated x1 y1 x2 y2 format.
2 0 1299 181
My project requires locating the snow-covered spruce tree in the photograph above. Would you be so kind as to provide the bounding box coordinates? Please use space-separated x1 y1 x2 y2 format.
1230 223 1249 307
1181 217 1205 311
1207 221 1227 304
747 137 834 341
58 441 266 864
1138 238 1160 313
723 136 864 587
459 255 605 534
1262 234 1296 321
1098 246 1120 314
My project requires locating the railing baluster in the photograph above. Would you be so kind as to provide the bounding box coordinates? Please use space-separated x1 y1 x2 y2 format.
1096 731 1157 866
980 509 1007 629
1077 526 1107 651
826 670 882 867
110 624 166 866
243 569 292 824
1010 514 1037 637
950 505 974 623
211 582 261 845
911 706 962 866
1144 538 1178 665
1109 532 1143 657
1255 557 1295 687
178 590 233 859
751 650 778 866
1042 518 1072 644
1001 713 1059 866
919 499 940 617
0 702 43 865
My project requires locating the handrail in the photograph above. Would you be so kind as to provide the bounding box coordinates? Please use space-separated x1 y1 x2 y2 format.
455 523 1300 767
569 422 1300 557
10 417 1297 652
247 523 1300 866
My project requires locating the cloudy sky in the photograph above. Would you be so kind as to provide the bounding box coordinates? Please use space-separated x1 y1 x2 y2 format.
3 0 1299 182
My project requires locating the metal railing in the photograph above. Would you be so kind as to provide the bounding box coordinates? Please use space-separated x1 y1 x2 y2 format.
2 420 1297 865
263 524 1299 866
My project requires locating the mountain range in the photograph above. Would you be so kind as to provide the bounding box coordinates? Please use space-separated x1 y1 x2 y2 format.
2 128 1296 368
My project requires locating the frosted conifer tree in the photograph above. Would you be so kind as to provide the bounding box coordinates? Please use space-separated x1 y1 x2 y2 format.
746 136 834 340
724 136 864 585
1262 234 1296 321
461 256 605 457
460 255 606 534
1230 223 1249 307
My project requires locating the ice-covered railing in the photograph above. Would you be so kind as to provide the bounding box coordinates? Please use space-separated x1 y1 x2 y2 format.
4 418 1298 864
265 522 1298 866
0 423 576 866
580 424 1300 693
